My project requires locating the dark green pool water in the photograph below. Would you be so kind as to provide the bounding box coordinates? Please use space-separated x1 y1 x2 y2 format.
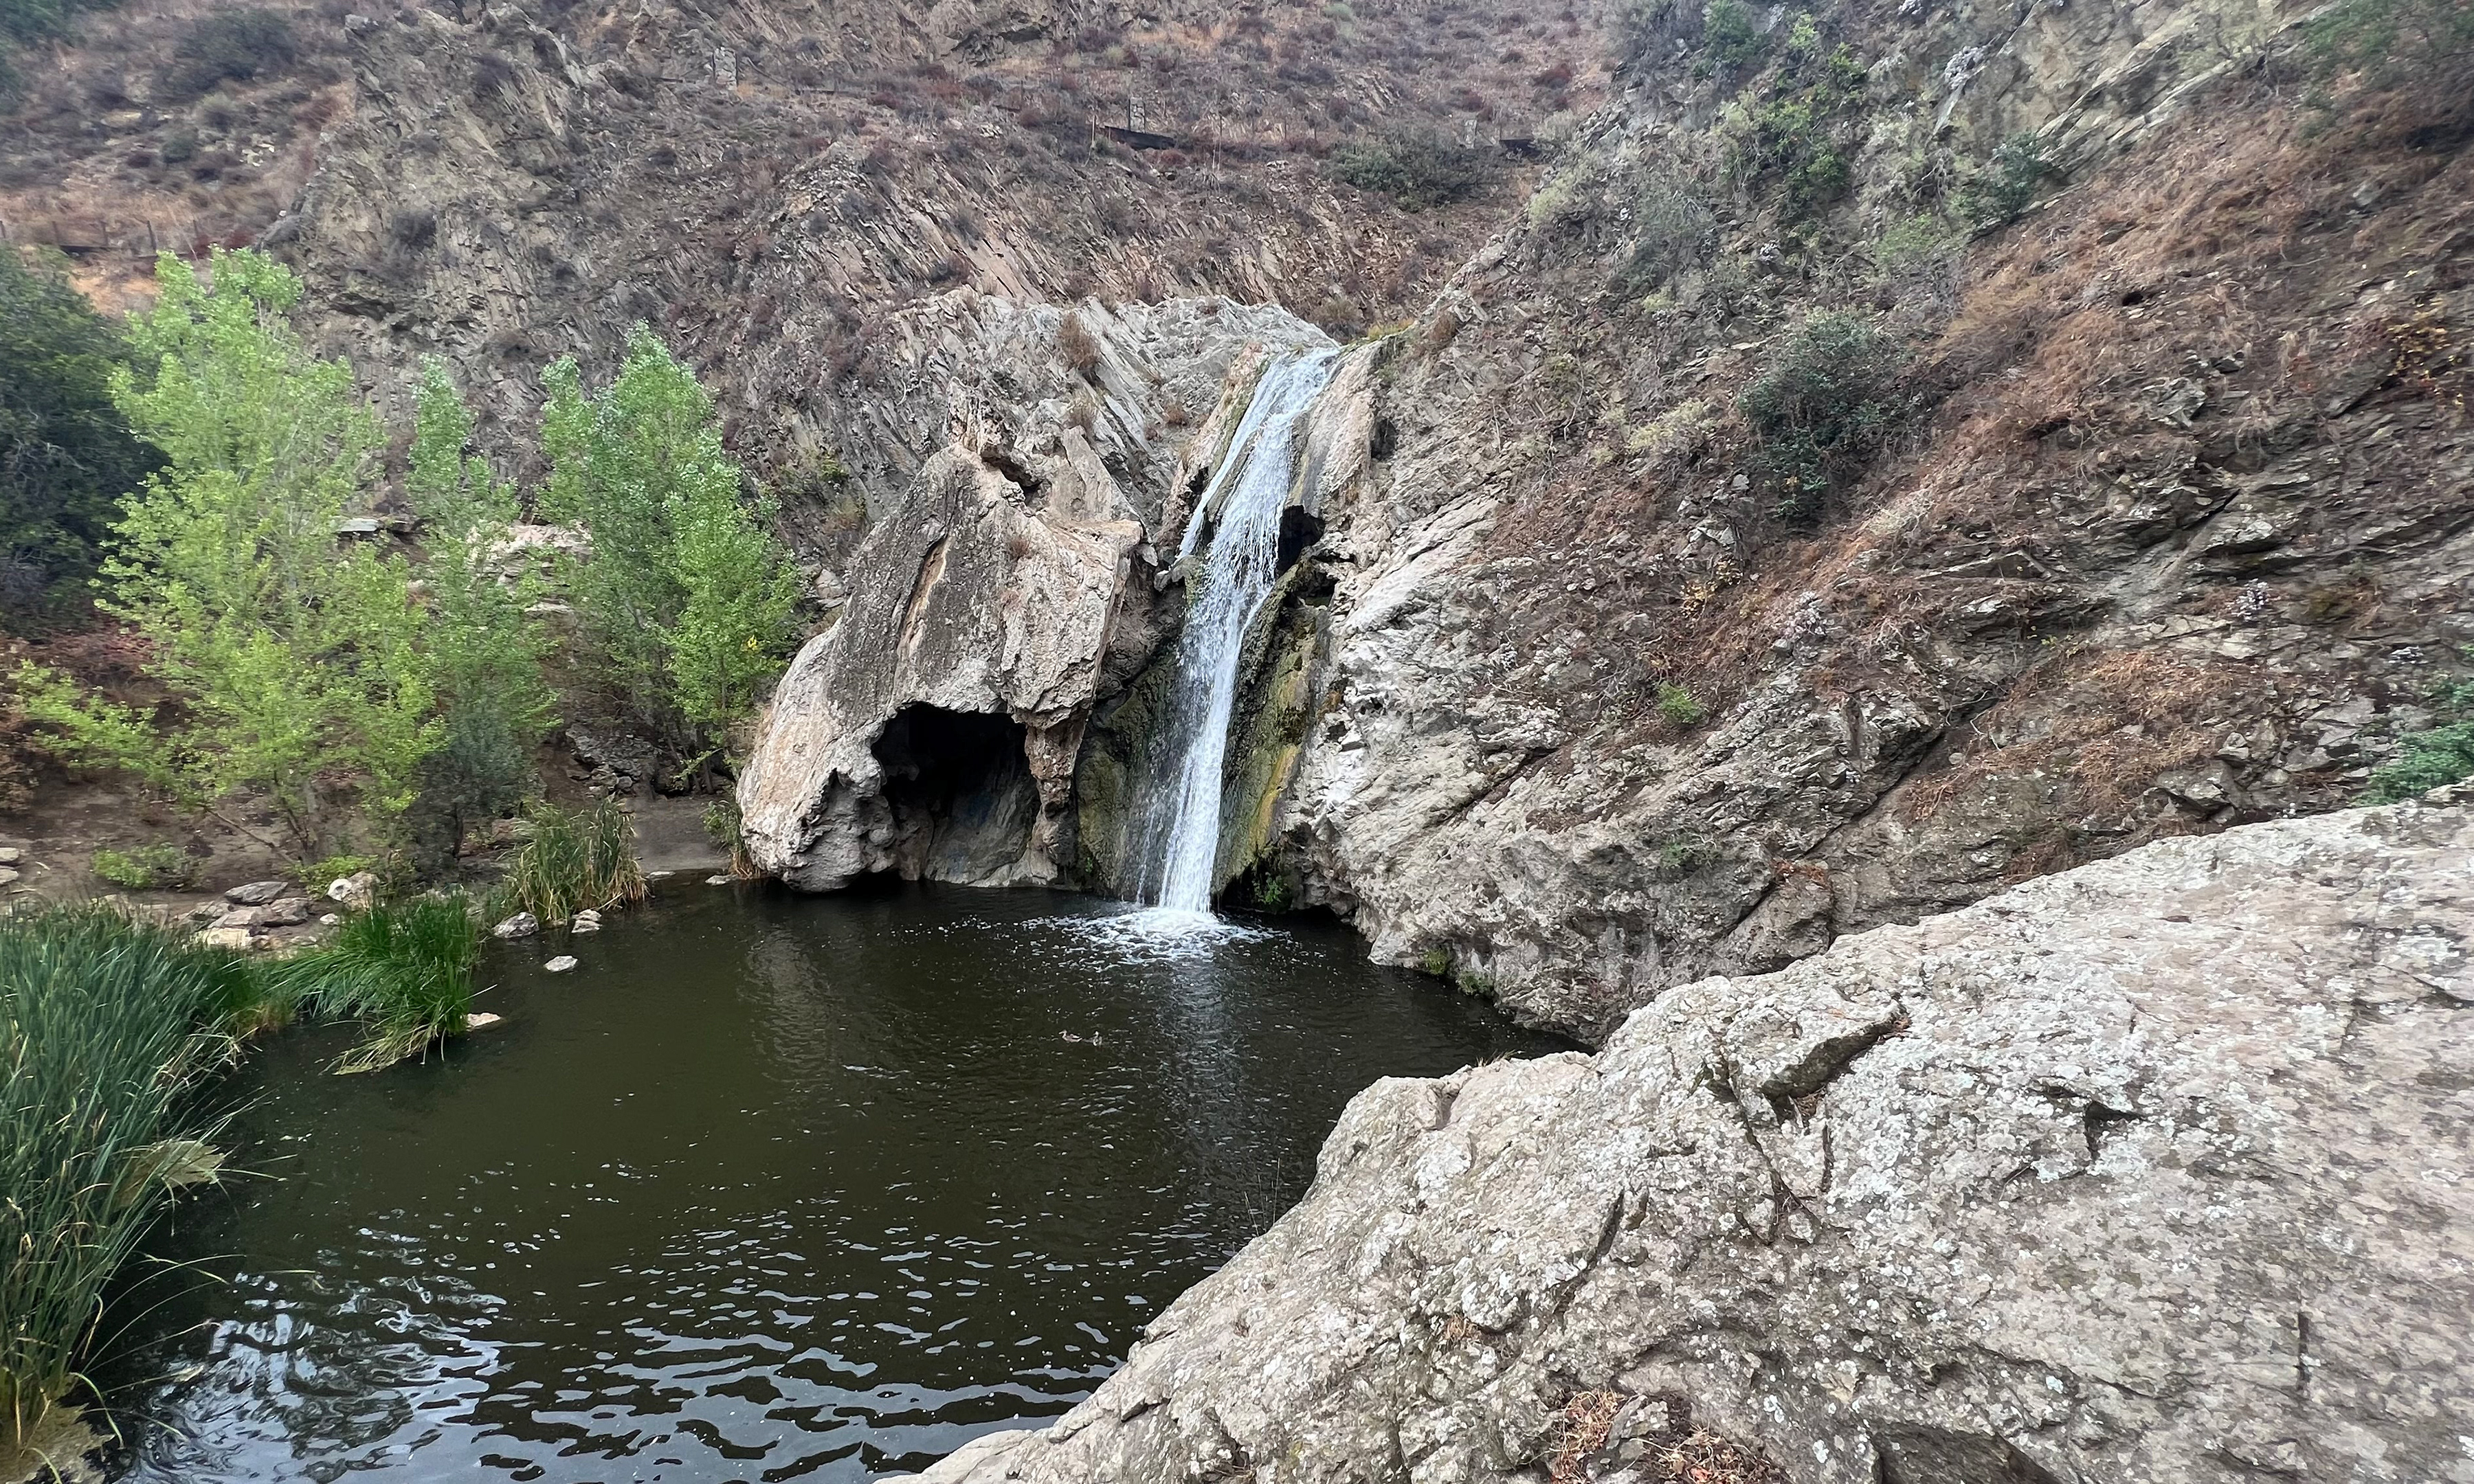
105 883 1552 1483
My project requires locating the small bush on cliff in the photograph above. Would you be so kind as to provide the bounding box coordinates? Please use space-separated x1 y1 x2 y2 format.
159 8 296 102
1726 23 1870 216
1330 134 1484 211
2306 0 2474 88
1739 312 1907 526
1700 0 1769 74
1655 684 1708 729
1956 133 2054 233
2363 677 2474 802
1614 170 1719 293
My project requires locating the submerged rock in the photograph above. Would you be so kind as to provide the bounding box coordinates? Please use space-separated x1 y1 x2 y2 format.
492 912 539 940
542 955 577 974
906 796 2474 1484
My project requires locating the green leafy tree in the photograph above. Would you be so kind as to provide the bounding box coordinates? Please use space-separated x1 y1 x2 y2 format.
13 250 436 859
403 358 557 862
540 326 796 749
0 247 161 611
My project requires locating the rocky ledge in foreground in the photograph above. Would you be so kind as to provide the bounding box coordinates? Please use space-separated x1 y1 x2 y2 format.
910 793 2473 1484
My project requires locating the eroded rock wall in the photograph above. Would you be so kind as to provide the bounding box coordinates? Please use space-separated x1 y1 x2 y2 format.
905 792 2474 1484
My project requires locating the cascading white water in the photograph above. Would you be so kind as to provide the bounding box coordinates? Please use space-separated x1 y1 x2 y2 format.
1130 348 1341 916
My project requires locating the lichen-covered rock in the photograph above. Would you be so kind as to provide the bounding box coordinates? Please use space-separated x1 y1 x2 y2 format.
906 796 2474 1484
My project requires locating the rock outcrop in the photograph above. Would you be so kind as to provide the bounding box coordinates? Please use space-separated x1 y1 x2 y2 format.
738 298 1330 888
907 793 2474 1484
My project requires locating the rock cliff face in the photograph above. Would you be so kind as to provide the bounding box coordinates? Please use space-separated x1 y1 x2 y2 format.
737 296 1328 888
904 792 2474 1484
1155 0 2474 1038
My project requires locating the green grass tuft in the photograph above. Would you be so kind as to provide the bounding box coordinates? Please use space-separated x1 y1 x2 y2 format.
268 895 482 1073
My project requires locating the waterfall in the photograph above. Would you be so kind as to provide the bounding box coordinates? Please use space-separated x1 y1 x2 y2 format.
1130 348 1341 915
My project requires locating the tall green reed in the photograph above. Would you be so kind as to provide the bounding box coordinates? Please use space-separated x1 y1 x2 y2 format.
0 906 249 1462
504 798 649 923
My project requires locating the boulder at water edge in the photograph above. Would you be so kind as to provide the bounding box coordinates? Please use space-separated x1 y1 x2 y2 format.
907 794 2474 1484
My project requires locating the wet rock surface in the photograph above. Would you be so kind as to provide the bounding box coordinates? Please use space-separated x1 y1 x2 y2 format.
907 795 2474 1484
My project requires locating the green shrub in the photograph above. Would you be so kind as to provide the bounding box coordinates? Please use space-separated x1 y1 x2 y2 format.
1702 0 1769 74
404 359 556 865
1656 835 1713 878
269 894 480 1072
89 843 197 890
1739 312 1908 526
1956 132 2053 232
158 8 296 101
1725 28 1869 216
1329 135 1486 211
504 797 649 924
1655 683 1708 728
0 246 159 613
0 904 249 1456
1614 172 1719 292
2363 679 2474 802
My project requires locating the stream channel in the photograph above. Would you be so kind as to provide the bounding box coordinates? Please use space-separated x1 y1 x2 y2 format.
104 881 1555 1483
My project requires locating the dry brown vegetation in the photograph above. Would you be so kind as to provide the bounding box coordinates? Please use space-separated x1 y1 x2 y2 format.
1544 1390 1790 1484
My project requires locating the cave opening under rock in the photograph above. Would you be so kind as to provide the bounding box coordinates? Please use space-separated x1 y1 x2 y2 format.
870 704 1042 884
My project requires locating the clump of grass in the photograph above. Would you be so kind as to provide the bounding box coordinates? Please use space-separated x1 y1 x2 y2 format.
0 905 254 1461
702 796 761 879
269 895 482 1073
89 844 197 891
504 798 648 923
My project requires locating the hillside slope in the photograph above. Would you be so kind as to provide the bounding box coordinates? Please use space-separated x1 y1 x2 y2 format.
1223 0 2474 1035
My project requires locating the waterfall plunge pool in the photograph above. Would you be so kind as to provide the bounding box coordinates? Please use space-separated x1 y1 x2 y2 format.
104 882 1557 1483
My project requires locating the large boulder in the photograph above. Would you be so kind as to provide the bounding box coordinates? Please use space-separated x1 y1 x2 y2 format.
908 794 2474 1484
738 448 1148 889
